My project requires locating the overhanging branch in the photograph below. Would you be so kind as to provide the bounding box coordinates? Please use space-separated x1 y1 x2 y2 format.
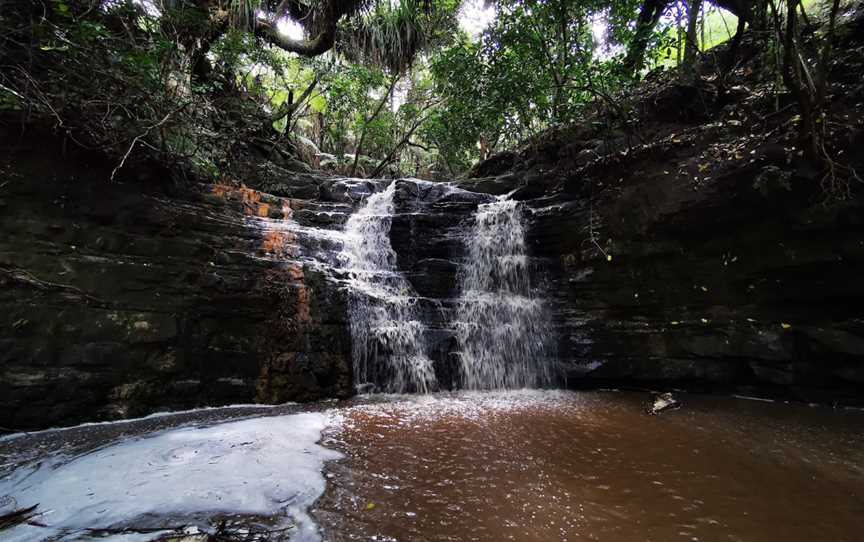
255 19 336 56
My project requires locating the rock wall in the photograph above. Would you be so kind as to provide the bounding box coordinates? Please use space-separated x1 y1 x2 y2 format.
0 132 353 430
459 162 864 404
5 22 864 430
455 54 864 404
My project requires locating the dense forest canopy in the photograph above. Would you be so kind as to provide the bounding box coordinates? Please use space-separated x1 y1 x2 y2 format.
0 0 853 188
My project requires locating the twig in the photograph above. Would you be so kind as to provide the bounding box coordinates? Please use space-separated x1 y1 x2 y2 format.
1 266 106 306
110 105 186 181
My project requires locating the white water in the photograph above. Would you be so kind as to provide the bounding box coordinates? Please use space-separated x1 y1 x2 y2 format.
455 197 556 389
0 413 339 542
340 182 436 393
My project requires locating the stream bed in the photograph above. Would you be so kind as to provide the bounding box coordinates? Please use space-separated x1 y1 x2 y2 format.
1 391 863 541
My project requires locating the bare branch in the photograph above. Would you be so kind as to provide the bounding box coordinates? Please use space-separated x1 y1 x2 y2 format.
110 105 185 181
351 73 400 177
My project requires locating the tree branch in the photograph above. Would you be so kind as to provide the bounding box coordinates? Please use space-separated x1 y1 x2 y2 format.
110 104 186 181
272 76 319 124
369 101 439 178
406 140 433 152
351 73 400 177
255 19 336 56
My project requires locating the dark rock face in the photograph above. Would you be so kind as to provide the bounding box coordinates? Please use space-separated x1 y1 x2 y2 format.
439 25 864 403
386 180 495 388
456 120 864 405
6 146 863 432
6 57 864 430
0 136 352 430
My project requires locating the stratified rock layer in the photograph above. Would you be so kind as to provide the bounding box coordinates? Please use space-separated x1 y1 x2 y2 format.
0 132 354 430
4 24 864 429
454 44 864 403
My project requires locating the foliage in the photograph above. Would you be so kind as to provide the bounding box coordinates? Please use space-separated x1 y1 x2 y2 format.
0 0 854 186
338 0 461 72
426 0 633 171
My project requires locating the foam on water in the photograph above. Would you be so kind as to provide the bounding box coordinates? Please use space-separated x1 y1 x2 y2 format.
331 390 585 434
0 403 293 443
0 413 340 541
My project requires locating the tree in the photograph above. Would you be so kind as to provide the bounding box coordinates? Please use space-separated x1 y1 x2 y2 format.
681 0 701 81
351 71 400 175
251 0 367 56
622 0 670 76
767 0 856 200
428 0 630 171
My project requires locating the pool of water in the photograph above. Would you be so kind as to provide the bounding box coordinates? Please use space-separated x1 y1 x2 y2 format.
1 391 862 541
315 391 864 542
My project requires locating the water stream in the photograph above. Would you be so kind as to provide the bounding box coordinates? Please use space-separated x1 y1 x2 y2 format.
455 198 556 389
341 183 557 393
340 181 436 393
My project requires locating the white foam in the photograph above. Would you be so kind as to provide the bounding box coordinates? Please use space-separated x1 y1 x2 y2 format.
0 413 340 541
337 389 580 430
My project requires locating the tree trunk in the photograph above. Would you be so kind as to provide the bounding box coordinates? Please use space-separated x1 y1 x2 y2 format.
254 0 365 57
681 0 701 83
351 74 399 177
370 103 439 178
271 77 319 134
778 0 819 162
623 0 670 77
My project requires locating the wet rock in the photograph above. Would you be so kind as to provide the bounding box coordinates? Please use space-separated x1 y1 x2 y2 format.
467 150 517 177
647 392 681 415
456 174 520 196
0 137 352 430
0 503 39 531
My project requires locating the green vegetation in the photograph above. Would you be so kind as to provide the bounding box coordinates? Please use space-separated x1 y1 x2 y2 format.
0 0 854 187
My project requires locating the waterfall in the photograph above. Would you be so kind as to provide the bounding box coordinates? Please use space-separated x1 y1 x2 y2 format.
341 182 436 393
455 197 556 389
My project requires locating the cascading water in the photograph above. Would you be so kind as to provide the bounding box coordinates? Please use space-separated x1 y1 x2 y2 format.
340 181 437 393
455 197 556 389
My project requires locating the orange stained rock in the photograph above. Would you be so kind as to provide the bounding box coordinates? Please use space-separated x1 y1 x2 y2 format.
211 184 268 217
286 263 304 281
239 187 263 216
296 284 310 323
261 230 296 256
283 264 310 323
210 183 230 199
239 187 261 204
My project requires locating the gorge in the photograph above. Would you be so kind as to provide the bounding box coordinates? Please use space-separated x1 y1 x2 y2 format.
5 129 864 429
2 133 863 540
2 0 864 540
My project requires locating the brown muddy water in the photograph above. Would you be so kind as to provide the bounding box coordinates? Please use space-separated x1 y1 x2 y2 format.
315 391 864 542
1 391 863 541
